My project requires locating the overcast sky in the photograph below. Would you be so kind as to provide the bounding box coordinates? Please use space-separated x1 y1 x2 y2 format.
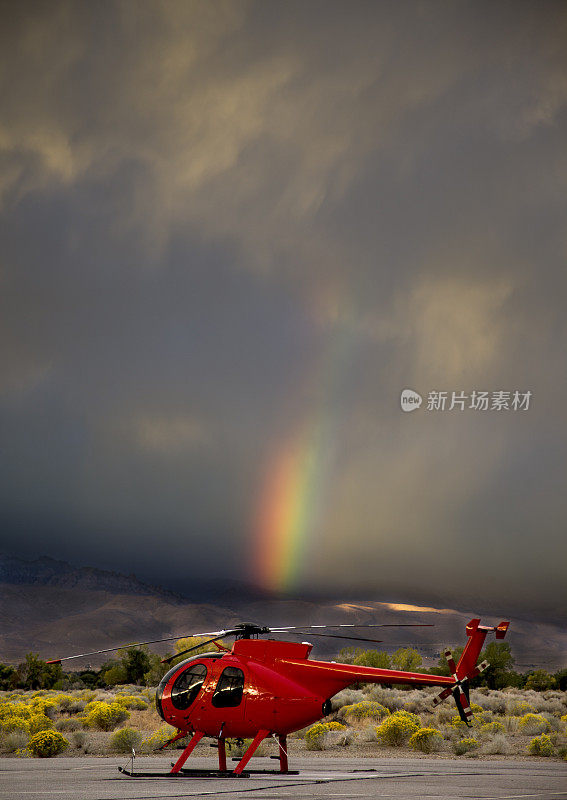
1 0 566 615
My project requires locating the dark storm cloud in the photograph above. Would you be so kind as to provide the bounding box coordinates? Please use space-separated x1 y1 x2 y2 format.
0 0 566 613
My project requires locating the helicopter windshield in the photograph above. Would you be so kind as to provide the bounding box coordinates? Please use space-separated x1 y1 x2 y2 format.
169 663 207 710
155 654 222 720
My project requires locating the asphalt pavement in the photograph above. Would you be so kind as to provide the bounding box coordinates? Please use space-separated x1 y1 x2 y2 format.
1 755 566 799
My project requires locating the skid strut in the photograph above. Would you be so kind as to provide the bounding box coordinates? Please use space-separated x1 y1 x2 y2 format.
118 728 298 778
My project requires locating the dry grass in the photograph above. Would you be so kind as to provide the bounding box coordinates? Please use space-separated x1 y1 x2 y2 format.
1 684 566 760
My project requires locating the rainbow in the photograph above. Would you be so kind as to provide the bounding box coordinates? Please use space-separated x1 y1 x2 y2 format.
251 303 353 593
252 419 329 593
249 280 359 594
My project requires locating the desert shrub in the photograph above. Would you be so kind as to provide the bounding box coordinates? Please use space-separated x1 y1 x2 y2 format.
0 730 29 753
55 717 82 732
393 709 421 725
450 716 474 732
356 723 378 742
538 698 565 716
518 714 550 735
82 701 129 730
541 713 563 732
28 714 54 734
55 694 85 714
478 693 506 715
0 704 53 735
0 714 30 734
453 737 479 755
71 731 87 750
227 737 266 757
54 694 73 709
504 716 521 733
376 711 421 746
474 709 495 724
304 722 346 750
340 701 390 722
528 734 554 757
140 725 176 752
325 721 348 732
336 728 355 746
479 720 505 736
0 701 33 733
432 705 456 724
109 727 142 753
27 730 69 757
30 699 57 720
400 689 438 715
114 694 148 710
330 689 366 711
363 686 404 711
507 699 535 716
480 734 511 755
408 727 443 753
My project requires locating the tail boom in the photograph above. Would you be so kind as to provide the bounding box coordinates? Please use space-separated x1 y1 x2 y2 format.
279 617 510 720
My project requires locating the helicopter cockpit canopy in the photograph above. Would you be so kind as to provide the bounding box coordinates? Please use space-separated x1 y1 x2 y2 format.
155 652 222 720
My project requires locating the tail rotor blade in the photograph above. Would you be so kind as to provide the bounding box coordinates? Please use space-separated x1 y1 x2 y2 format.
444 648 458 677
432 686 453 707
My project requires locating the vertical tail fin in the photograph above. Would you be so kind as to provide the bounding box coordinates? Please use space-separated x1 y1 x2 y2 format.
456 619 509 680
432 618 510 725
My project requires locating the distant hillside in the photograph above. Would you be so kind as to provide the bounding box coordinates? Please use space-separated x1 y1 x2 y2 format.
0 553 181 600
0 555 565 671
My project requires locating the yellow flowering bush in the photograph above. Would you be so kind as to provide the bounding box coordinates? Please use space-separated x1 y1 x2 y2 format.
81 701 129 731
518 714 550 736
453 737 479 755
0 702 33 733
140 725 177 752
304 721 347 750
114 695 148 710
341 701 390 722
54 694 85 714
408 727 443 753
27 730 69 758
108 727 142 753
527 734 554 757
508 699 535 716
28 714 54 734
479 720 505 736
30 698 57 718
376 710 421 746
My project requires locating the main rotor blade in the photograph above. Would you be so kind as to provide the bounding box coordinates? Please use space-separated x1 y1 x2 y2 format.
161 631 239 665
270 623 434 632
281 631 384 645
45 629 227 665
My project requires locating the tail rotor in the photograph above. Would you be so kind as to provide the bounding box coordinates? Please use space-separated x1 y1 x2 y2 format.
431 619 508 725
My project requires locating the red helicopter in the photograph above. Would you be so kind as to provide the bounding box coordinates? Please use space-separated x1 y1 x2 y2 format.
48 617 509 777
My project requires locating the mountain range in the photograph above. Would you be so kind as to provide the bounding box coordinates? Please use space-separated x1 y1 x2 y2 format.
0 554 564 672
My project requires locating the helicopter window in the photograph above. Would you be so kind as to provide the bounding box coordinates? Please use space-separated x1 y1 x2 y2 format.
211 666 245 708
170 664 207 711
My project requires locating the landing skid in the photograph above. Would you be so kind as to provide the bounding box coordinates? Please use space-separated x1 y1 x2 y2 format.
118 766 299 778
118 767 250 778
118 730 297 778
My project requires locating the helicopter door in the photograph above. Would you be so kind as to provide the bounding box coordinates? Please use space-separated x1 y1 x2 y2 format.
211 666 245 708
192 664 247 734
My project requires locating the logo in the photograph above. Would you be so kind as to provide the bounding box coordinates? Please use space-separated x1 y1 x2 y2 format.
400 389 423 412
